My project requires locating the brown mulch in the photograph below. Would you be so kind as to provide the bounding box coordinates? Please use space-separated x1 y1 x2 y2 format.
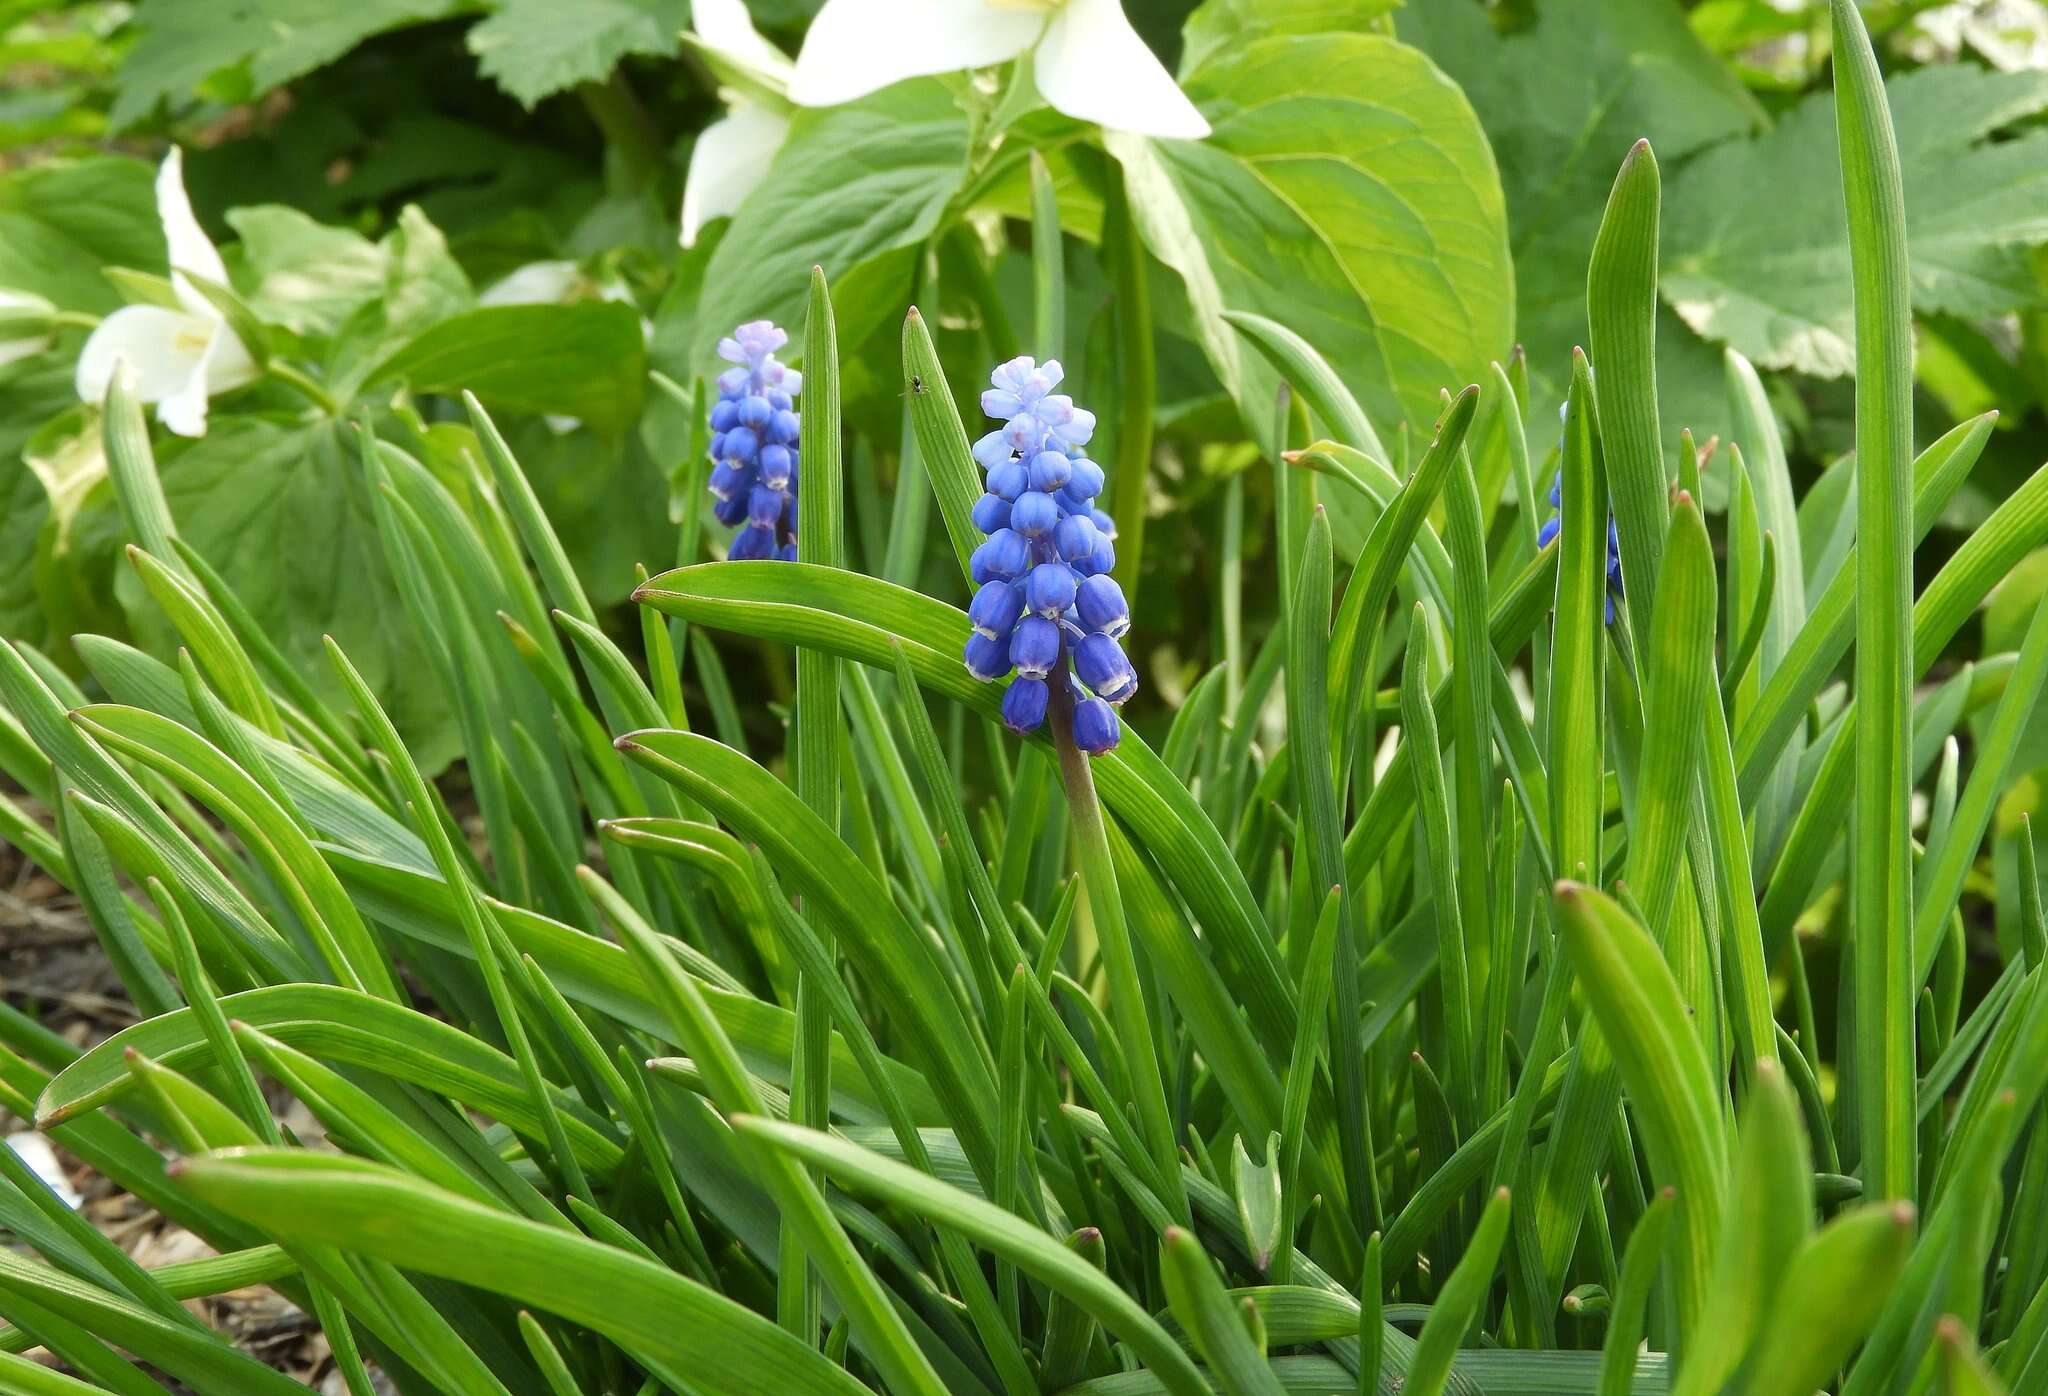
3 835 384 1393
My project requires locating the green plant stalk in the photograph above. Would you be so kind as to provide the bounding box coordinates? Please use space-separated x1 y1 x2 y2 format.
1834 0 1918 1202
1030 151 1065 363
264 360 338 414
1290 507 1376 1237
784 265 846 1346
1048 675 1189 1225
1106 168 1156 596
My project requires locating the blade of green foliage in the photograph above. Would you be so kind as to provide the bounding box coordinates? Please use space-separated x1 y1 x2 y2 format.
1160 1227 1287 1396
736 1117 1211 1396
1404 1186 1511 1396
630 564 1295 1063
173 1150 870 1395
1738 1201 1918 1396
1835 0 1920 1202
1587 138 1668 637
1553 882 1724 1332
1674 1059 1812 1396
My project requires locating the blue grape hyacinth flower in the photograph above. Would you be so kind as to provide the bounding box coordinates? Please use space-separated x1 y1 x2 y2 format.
707 320 802 561
1538 394 1623 623
963 356 1131 755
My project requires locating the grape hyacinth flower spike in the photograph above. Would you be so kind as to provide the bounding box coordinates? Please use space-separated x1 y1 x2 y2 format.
1536 399 1624 622
706 319 802 561
963 356 1132 755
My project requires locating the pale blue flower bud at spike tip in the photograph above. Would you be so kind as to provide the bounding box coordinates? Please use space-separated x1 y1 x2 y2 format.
708 319 801 561
961 355 1137 754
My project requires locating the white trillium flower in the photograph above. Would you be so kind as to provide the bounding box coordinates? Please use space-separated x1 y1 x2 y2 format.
679 0 795 249
479 259 583 307
75 147 258 438
682 99 792 249
789 0 1209 140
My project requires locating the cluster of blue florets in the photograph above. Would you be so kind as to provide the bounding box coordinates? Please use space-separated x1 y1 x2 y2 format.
1538 401 1624 622
963 357 1132 755
708 320 802 561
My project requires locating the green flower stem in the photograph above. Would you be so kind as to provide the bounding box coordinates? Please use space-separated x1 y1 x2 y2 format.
51 310 101 331
266 360 339 414
1048 671 1189 1225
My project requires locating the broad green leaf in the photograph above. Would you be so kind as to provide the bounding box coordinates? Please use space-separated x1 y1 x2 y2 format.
109 0 467 129
1406 0 1762 459
1664 65 2048 375
223 206 388 337
466 0 688 107
0 157 162 311
1180 0 1401 73
370 303 647 436
662 81 968 388
154 417 460 769
1108 33 1512 443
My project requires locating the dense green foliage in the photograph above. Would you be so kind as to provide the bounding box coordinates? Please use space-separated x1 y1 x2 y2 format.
4 0 2048 1393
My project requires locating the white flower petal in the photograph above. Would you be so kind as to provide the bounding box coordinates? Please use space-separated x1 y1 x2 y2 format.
681 101 790 247
74 304 213 409
1036 0 1210 140
0 336 50 367
693 0 794 78
480 260 583 306
6 1133 80 1210
163 319 257 438
156 147 230 287
199 318 259 397
789 0 1040 107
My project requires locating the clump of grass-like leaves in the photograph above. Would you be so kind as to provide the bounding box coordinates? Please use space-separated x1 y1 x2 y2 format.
3 4 2048 1394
